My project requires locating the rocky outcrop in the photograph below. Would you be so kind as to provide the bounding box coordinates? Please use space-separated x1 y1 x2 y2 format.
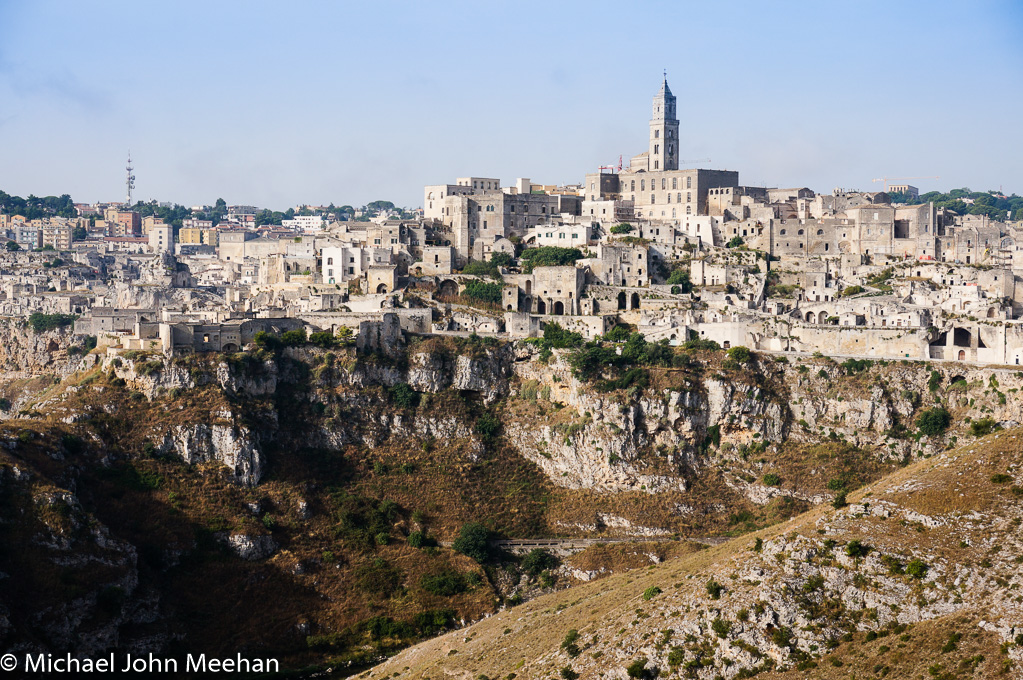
159 421 266 486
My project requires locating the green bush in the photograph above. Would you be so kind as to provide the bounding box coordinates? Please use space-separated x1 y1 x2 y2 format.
253 331 282 351
610 223 633 234
475 413 500 441
625 658 648 678
916 407 951 436
642 586 662 601
726 236 744 248
845 539 869 558
712 617 731 638
310 331 338 348
726 346 752 363
762 473 781 486
970 417 999 437
27 312 76 333
452 522 491 563
461 259 502 278
841 285 864 297
543 322 584 349
706 579 723 599
280 328 307 346
389 382 420 408
560 667 579 680
461 279 504 304
666 269 693 292
561 629 580 657
519 246 584 273
832 491 848 509
522 548 559 576
407 531 425 548
990 473 1013 484
421 569 468 596
906 558 928 579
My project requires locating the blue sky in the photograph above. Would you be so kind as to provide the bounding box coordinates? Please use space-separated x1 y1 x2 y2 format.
0 0 1020 209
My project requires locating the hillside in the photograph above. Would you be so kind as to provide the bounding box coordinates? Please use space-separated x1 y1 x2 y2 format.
365 430 1023 679
0 321 1022 673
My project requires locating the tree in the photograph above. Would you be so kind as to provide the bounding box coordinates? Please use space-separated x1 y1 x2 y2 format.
5 241 19 251
452 522 491 563
917 406 951 436
666 269 692 292
726 235 744 248
72 226 87 241
610 223 633 234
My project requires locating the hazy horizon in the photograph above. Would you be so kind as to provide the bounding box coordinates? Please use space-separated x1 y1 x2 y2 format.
1 0 1020 210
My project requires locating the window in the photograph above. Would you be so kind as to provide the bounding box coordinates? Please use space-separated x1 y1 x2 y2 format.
686 206 692 215
686 177 691 189
655 130 659 138
661 178 666 190
654 144 659 154
687 192 691 203
654 161 659 169
630 180 635 191
780 229 786 235
641 180 645 191
672 177 677 189
651 194 655 203
667 193 671 203
327 257 333 265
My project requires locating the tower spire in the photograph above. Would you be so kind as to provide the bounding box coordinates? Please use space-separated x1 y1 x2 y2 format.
125 151 135 206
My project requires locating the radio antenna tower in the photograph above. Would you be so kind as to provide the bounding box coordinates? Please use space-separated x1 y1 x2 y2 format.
125 151 136 206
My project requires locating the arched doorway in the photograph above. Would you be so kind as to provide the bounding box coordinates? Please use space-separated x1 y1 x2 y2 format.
525 280 532 295
438 279 458 299
222 343 239 352
536 299 546 314
818 311 827 324
805 311 815 323
553 301 564 315
377 283 388 294
617 291 626 310
631 293 640 310
958 350 966 361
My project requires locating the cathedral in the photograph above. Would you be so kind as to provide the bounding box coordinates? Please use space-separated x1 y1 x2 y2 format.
584 78 739 221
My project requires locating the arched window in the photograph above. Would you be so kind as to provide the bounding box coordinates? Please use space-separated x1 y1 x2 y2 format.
780 229 786 235
686 206 692 215
797 229 804 235
641 180 646 191
327 257 333 265
667 193 671 203
651 194 655 204
672 178 677 190
686 177 691 189
816 229 824 235
661 178 666 190
687 192 691 203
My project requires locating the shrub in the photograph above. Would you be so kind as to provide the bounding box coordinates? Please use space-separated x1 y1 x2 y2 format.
845 540 869 558
990 473 1013 484
666 269 693 292
712 617 731 638
309 331 338 348
461 279 504 304
543 322 584 349
610 223 633 234
522 548 559 576
389 382 420 408
475 413 500 441
726 236 744 248
916 407 951 436
771 626 793 648
706 579 723 599
462 259 502 278
841 285 864 297
642 586 662 601
971 417 999 437
832 491 848 509
906 558 928 579
726 346 752 363
762 473 781 487
452 522 491 563
560 667 579 680
27 312 76 333
421 570 467 596
408 531 425 548
561 629 580 657
519 246 584 273
253 331 282 351
625 658 647 678
927 370 941 392
280 328 307 346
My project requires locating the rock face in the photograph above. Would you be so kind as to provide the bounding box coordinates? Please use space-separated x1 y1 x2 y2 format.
223 533 277 561
160 422 266 486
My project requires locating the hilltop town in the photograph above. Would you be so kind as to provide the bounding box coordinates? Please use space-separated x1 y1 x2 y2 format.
2 78 1022 367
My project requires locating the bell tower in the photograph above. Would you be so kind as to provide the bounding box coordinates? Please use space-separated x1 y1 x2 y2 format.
649 76 678 171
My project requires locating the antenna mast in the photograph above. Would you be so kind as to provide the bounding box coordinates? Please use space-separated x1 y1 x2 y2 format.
125 151 136 206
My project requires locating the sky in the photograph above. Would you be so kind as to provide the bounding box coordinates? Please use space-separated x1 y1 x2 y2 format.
0 0 1020 210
